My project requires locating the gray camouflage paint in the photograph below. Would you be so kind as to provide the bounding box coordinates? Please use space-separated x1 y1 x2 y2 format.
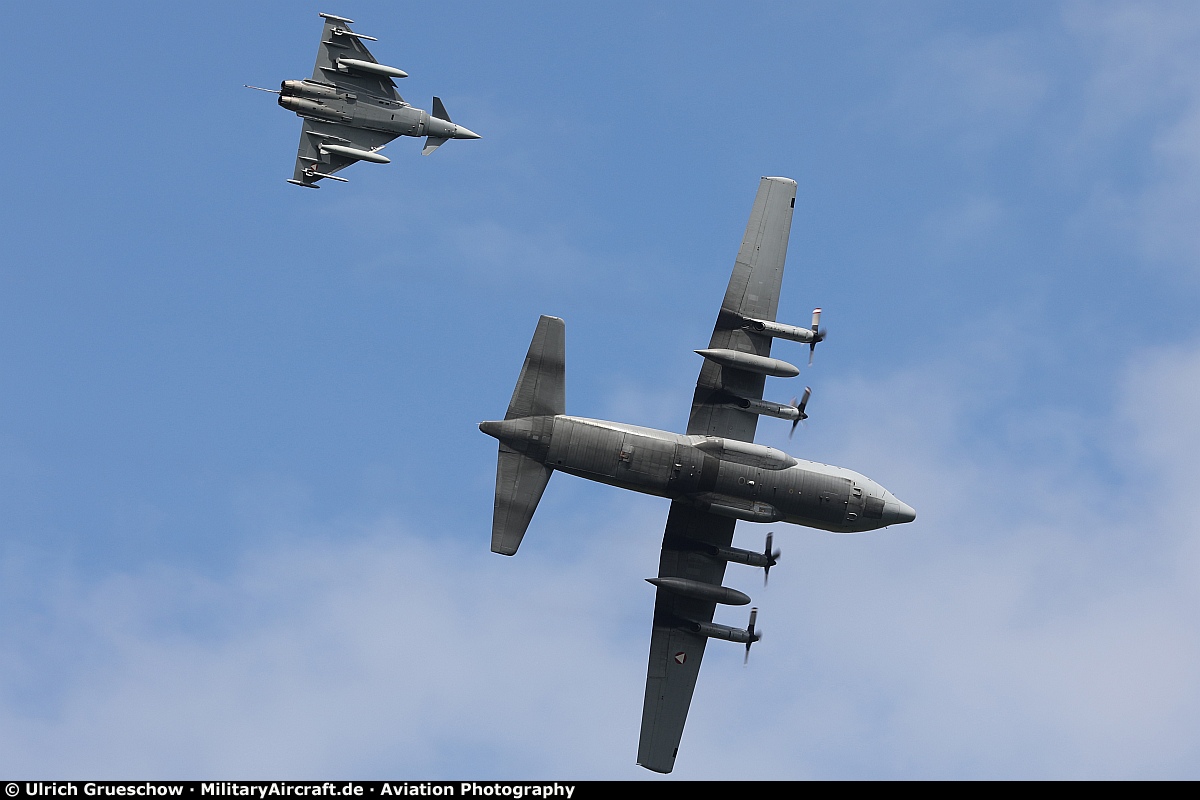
481 178 916 773
265 13 480 188
481 414 915 532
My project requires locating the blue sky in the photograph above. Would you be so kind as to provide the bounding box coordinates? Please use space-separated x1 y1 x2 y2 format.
3 0 1200 779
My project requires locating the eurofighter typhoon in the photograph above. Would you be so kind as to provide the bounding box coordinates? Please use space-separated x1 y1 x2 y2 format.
480 177 916 773
248 12 480 187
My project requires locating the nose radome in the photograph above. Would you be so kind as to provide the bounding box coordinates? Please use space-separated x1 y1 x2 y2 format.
453 125 482 140
882 495 917 525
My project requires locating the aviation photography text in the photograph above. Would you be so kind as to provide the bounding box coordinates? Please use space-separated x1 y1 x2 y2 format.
10 785 580 800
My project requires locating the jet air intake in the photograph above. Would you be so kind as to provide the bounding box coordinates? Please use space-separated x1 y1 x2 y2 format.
280 80 345 100
695 348 799 378
278 95 351 122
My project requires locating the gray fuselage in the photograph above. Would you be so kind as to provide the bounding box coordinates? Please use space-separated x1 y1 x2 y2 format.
278 85 469 140
481 414 915 532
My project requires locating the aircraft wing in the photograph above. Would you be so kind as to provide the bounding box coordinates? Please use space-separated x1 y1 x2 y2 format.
637 177 797 773
310 14 404 102
686 176 798 443
637 502 736 773
289 118 399 187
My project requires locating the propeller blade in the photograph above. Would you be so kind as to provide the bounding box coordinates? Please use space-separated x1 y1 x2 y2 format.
744 607 760 665
809 308 824 366
764 532 780 585
797 386 811 416
789 387 812 439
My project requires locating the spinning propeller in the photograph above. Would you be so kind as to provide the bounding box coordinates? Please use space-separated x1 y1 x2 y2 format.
808 308 827 366
788 386 812 439
763 532 781 586
744 607 761 665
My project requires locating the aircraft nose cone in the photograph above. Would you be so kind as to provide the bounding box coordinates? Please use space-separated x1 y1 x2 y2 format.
479 420 501 439
453 125 482 140
882 496 917 525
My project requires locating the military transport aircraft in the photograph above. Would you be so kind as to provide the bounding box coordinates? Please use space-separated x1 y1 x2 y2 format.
479 176 916 773
247 12 480 188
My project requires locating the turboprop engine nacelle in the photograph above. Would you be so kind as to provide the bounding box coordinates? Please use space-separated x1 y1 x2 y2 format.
742 317 819 343
725 395 800 422
687 617 759 645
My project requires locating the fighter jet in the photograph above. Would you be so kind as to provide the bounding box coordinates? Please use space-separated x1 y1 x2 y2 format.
248 12 481 188
479 176 916 774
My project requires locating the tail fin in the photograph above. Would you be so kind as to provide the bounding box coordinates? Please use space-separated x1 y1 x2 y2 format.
505 315 565 419
422 97 452 155
432 96 452 122
489 315 565 555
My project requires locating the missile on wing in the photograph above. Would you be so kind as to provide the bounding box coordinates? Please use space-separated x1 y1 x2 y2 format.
318 144 391 163
336 58 408 79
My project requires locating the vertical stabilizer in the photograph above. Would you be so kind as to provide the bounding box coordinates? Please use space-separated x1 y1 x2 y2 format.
505 315 565 419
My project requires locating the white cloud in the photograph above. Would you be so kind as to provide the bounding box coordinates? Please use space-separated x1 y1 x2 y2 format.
0 507 665 778
1064 1 1200 270
4 335 1200 778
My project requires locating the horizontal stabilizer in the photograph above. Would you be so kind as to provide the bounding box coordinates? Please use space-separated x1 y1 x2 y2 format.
491 446 552 556
422 136 448 155
506 315 565 419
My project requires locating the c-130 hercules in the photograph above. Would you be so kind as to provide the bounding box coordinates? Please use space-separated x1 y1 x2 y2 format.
248 13 480 187
480 177 916 773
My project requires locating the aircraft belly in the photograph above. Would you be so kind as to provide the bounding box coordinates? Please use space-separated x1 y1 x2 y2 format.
798 470 852 526
553 431 676 496
551 419 624 478
351 104 413 135
614 435 676 492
